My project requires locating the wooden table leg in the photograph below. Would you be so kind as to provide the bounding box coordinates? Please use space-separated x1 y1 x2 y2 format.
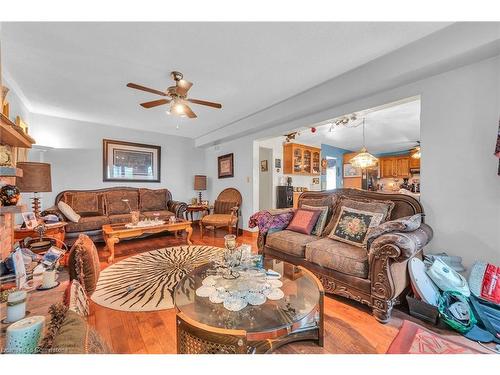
106 236 119 263
185 225 193 245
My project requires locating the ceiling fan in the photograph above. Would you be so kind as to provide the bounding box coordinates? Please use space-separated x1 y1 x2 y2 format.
126 71 222 119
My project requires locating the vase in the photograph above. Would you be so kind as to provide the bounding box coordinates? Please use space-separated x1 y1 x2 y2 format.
0 184 20 206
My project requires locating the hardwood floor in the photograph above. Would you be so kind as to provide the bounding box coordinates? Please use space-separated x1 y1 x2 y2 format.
83 225 486 354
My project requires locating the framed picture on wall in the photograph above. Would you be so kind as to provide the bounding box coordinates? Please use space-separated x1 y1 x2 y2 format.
343 163 362 178
218 153 234 179
103 139 161 182
260 160 268 172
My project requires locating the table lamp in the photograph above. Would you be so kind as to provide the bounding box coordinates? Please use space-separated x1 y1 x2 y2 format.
194 175 207 204
16 162 52 218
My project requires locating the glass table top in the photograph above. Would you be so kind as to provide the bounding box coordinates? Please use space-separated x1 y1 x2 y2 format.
174 259 320 333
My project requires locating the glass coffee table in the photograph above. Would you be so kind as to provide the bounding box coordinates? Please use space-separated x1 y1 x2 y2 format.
174 259 324 354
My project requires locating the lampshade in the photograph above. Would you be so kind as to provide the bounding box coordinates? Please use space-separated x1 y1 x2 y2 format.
16 162 52 193
350 147 378 169
194 175 207 191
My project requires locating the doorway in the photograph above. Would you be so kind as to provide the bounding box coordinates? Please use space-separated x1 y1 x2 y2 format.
259 147 273 210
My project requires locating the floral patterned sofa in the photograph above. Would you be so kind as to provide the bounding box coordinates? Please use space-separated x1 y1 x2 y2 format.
252 188 433 323
44 187 187 245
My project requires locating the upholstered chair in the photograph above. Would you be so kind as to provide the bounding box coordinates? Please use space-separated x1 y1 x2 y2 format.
199 188 242 238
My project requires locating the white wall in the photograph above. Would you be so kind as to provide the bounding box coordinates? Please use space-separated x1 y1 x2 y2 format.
258 147 273 210
24 113 205 210
204 55 500 270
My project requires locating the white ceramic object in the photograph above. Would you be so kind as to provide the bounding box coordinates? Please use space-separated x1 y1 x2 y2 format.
223 297 247 312
268 279 283 288
202 276 217 286
246 292 266 306
5 316 45 354
195 285 216 298
266 288 285 300
408 258 440 306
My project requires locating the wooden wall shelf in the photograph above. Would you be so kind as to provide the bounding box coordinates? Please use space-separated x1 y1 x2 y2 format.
0 204 26 215
0 167 23 177
0 114 35 148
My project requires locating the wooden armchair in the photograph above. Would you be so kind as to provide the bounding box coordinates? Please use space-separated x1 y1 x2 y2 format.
199 188 242 238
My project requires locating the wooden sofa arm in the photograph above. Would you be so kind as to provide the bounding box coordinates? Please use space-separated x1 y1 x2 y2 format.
367 224 433 322
167 200 188 219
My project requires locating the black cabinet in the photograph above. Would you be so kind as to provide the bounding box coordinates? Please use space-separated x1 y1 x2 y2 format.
276 186 293 208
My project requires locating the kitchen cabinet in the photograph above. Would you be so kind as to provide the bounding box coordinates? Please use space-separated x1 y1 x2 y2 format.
379 155 410 178
283 143 321 176
409 155 421 169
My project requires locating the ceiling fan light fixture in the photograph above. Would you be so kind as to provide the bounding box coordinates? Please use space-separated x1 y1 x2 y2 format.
411 146 421 159
166 100 187 117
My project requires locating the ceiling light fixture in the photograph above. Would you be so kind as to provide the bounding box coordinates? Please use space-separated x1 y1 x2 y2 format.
350 118 378 169
411 143 421 159
166 99 187 117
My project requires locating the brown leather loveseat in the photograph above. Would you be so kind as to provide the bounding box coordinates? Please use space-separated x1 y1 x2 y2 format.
45 187 187 245
257 188 433 323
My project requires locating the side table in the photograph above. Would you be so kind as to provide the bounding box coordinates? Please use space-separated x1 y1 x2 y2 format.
185 205 209 222
14 222 67 247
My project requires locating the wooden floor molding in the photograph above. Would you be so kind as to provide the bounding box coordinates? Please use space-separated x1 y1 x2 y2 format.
82 227 487 354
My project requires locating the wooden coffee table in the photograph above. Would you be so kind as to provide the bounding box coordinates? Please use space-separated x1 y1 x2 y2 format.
102 219 193 263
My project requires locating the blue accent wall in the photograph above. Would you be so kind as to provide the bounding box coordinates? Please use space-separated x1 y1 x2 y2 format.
320 144 352 189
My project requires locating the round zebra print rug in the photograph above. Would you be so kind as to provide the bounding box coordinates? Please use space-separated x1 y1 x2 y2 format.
91 245 223 312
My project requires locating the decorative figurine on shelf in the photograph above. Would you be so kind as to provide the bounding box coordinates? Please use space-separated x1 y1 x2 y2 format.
0 184 20 206
0 145 14 167
1 85 10 117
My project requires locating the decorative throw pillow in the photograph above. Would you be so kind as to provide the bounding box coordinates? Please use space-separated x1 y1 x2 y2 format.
365 214 422 247
139 188 168 211
329 207 384 247
64 280 89 317
57 201 81 223
68 234 100 295
40 303 111 354
286 208 322 235
302 204 329 236
322 196 395 237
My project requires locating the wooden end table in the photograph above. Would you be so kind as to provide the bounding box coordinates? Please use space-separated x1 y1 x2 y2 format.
185 205 210 222
14 221 67 246
102 219 193 263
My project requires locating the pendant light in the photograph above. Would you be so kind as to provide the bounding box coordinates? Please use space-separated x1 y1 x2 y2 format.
350 118 378 169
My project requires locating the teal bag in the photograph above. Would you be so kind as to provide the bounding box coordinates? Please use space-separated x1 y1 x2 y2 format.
438 291 477 333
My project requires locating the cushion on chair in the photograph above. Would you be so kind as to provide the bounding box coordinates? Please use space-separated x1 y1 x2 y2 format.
65 215 110 233
62 191 105 216
108 213 132 224
104 190 139 215
266 230 318 258
322 196 394 237
201 214 237 226
286 208 321 235
214 200 238 215
305 237 369 278
68 234 100 295
139 188 168 211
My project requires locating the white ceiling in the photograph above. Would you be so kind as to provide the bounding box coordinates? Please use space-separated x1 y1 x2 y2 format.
2 22 449 139
285 99 421 154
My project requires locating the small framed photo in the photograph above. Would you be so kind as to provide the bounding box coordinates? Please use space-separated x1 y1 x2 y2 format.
275 158 282 169
260 160 268 172
343 163 362 178
218 153 234 179
22 211 38 230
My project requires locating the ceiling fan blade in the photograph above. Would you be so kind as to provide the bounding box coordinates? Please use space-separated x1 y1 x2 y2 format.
175 79 193 96
140 99 170 108
187 98 222 109
126 83 167 96
183 104 197 118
